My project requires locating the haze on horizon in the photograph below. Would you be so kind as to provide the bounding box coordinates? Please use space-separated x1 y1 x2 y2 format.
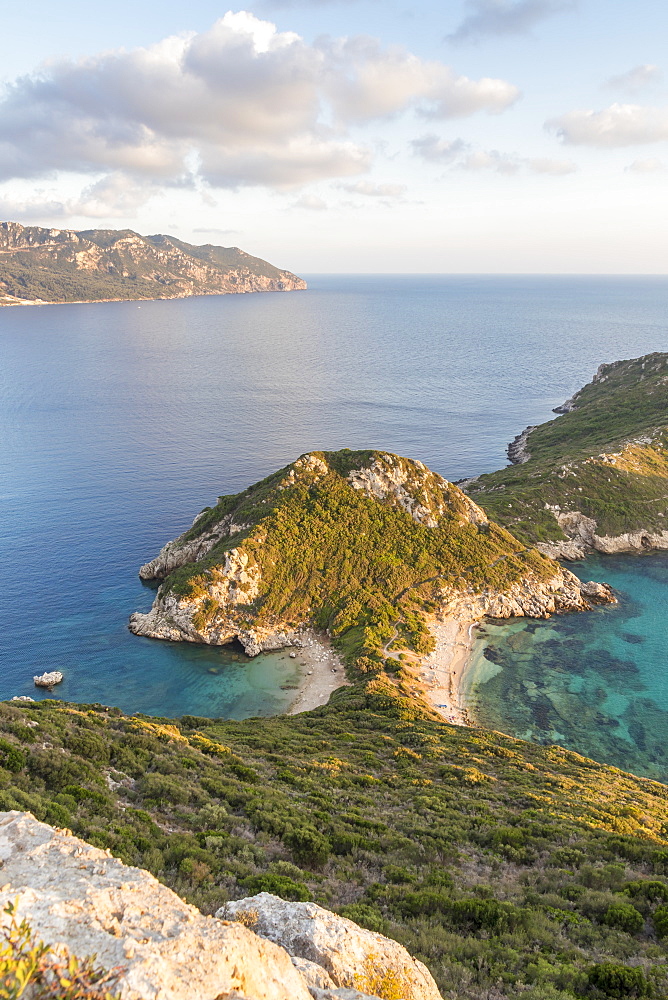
1 0 666 274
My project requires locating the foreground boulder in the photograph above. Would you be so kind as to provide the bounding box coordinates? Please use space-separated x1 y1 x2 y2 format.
0 812 438 1000
0 811 311 1000
219 893 443 1000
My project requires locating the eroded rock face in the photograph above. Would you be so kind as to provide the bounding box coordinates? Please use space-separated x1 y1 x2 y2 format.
536 508 668 560
437 566 615 620
348 454 488 528
218 893 443 1000
0 812 312 1000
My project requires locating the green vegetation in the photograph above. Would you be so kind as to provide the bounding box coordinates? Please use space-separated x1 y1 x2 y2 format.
149 449 560 669
468 353 668 545
0 901 120 999
2 692 668 998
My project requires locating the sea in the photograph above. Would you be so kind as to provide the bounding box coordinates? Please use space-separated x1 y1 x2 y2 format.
1 274 668 776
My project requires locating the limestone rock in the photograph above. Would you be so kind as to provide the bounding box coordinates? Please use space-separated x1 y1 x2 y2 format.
0 812 312 1000
218 893 443 1000
437 567 615 621
507 425 537 464
33 670 63 688
536 508 668 560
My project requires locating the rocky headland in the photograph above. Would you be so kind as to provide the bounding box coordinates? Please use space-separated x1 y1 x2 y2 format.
468 352 668 559
0 221 306 305
130 449 613 672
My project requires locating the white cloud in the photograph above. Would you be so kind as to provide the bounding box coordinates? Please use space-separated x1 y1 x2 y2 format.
0 10 520 202
625 157 666 173
338 180 407 198
605 65 662 94
412 135 576 175
322 38 519 121
527 157 577 174
0 172 162 221
448 0 576 43
292 194 329 209
461 149 521 173
411 135 470 162
548 103 668 146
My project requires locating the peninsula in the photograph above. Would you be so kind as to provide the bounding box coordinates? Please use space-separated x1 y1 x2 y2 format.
467 352 668 559
0 221 306 305
130 449 612 681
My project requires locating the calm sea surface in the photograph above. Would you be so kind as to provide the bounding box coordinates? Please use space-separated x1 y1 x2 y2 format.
1 276 668 765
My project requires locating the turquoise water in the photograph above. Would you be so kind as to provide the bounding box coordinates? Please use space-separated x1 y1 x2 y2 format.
1 275 668 721
464 552 668 781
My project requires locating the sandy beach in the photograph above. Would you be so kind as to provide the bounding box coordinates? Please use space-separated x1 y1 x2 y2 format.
286 629 350 715
420 618 478 726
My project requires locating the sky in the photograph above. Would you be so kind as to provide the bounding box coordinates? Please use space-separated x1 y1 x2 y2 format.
1 0 667 272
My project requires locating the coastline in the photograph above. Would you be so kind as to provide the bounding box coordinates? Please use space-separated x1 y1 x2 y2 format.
286 629 349 715
0 287 307 309
420 618 479 726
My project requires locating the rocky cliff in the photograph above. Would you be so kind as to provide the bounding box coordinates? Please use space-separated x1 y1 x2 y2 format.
0 221 306 304
130 449 613 663
467 352 668 557
0 811 441 1000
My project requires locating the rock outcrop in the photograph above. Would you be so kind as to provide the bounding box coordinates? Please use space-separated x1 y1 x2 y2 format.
0 222 306 305
506 425 537 465
0 812 434 1000
219 893 442 1000
437 566 614 620
536 508 668 560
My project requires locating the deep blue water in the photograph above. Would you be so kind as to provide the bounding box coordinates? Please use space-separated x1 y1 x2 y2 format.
1 275 668 730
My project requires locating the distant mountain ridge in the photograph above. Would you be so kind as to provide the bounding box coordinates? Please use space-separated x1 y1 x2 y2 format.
0 221 306 305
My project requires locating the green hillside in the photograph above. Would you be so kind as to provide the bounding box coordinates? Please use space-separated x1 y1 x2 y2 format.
132 448 586 667
468 354 668 546
1 692 668 999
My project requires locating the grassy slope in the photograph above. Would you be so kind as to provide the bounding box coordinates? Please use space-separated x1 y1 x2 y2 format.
157 449 558 666
2 690 668 999
468 354 668 545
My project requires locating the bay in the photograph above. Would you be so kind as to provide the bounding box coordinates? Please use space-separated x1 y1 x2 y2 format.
1 275 667 731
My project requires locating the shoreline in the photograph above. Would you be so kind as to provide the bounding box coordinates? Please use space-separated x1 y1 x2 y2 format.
0 287 306 309
284 629 350 715
420 618 479 726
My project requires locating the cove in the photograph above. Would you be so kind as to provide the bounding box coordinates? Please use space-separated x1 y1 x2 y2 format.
463 551 668 782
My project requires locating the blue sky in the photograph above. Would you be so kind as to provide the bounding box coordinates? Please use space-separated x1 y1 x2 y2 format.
1 0 667 271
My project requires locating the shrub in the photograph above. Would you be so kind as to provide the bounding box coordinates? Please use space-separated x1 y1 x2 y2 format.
241 873 312 902
587 963 651 998
624 880 668 903
652 903 668 938
283 827 330 868
602 903 644 934
0 901 121 999
0 739 25 774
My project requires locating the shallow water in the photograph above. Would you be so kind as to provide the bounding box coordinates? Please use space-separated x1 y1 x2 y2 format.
1 275 668 720
464 552 668 781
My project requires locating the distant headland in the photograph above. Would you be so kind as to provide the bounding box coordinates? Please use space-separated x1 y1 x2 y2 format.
0 221 306 306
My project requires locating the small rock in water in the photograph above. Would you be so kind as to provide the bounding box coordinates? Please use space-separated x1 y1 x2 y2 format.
11 695 35 703
208 667 220 675
289 652 297 659
33 671 63 689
